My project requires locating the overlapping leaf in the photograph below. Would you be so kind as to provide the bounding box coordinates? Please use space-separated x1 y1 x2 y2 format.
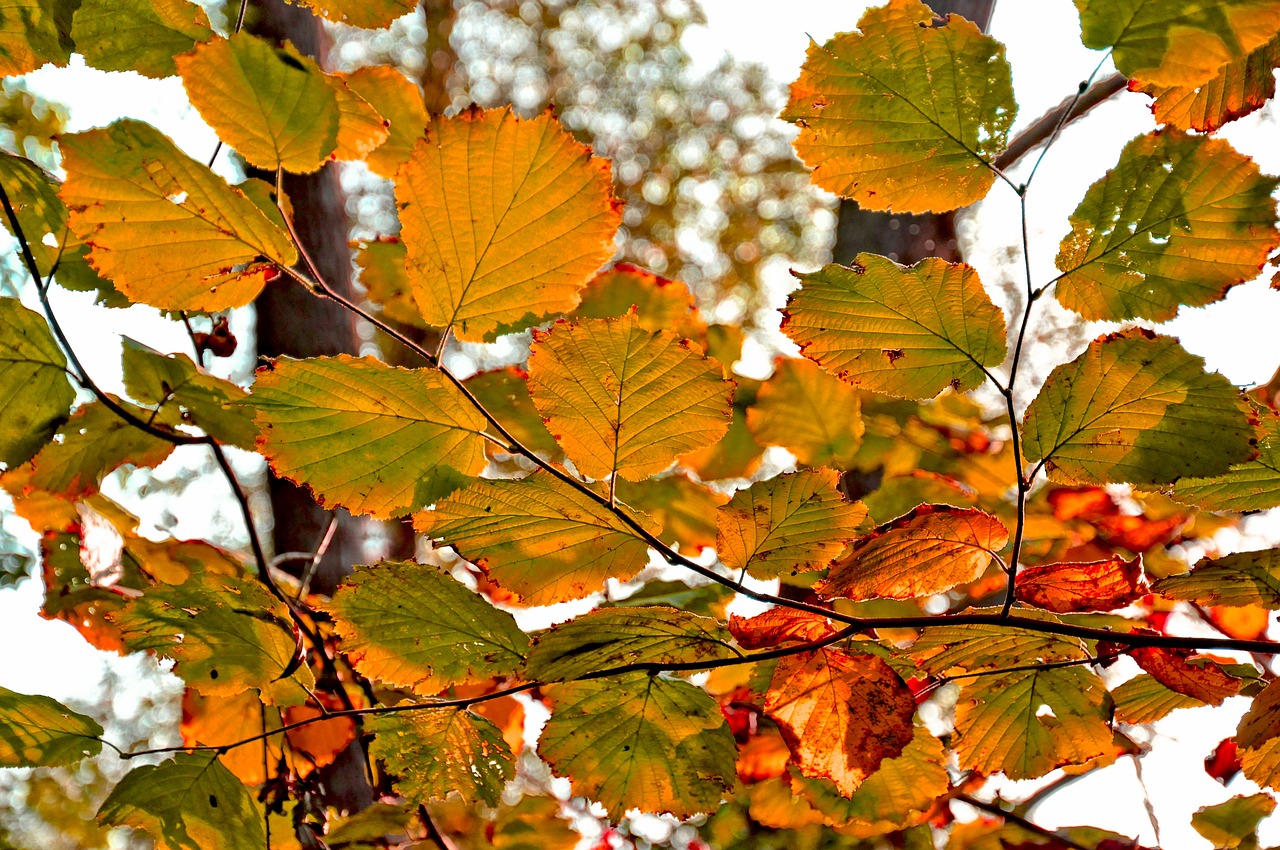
326 74 391 162
729 607 837 650
819 504 1008 601
0 0 72 78
781 0 1015 212
323 562 529 694
26 400 176 499
909 610 1089 673
59 120 297 311
246 355 487 518
528 313 732 481
1135 34 1280 131
1173 413 1280 511
540 672 738 817
571 263 703 337
0 298 74 467
1238 679 1280 789
121 338 255 449
177 34 339 173
785 257 1006 399
1111 674 1208 724
98 752 265 850
338 66 425 178
746 358 862 469
72 0 212 78
716 469 869 579
1015 556 1147 613
615 473 726 551
1154 547 1280 609
1054 131 1279 322
285 0 416 30
369 708 513 807
1131 646 1241 703
0 687 102 767
397 107 620 340
1020 329 1258 486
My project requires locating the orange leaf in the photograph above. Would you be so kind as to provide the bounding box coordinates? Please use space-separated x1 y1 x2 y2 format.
282 701 357 771
1209 605 1271 641
1015 556 1147 614
729 608 836 650
764 649 915 796
736 726 792 783
1132 646 1242 704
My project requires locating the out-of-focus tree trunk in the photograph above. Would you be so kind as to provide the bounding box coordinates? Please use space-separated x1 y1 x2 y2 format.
420 0 457 113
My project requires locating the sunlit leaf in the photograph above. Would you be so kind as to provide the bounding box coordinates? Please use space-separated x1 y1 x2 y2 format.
682 402 766 482
463 367 560 459
0 148 70 275
1191 794 1276 848
1111 674 1207 724
819 504 1008 601
1054 131 1279 322
72 0 212 78
729 607 837 650
717 469 869 579
327 74 391 161
1238 679 1280 790
764 648 915 796
1154 547 1280 609
369 707 513 807
489 795 580 850
397 107 621 340
284 0 416 30
747 357 862 469
570 263 703 338
526 606 739 682
1015 556 1147 614
615 473 726 551
26 400 176 499
121 337 255 449
177 34 339 173
337 65 425 178
246 355 487 518
528 312 732 481
909 610 1089 673
1173 412 1280 511
1135 34 1280 132
784 257 1006 399
540 672 738 817
323 561 528 695
781 0 1015 212
59 119 297 311
1131 646 1242 704
1075 0 1280 87
954 666 1113 780
0 686 102 767
0 0 72 78
0 298 74 467
1020 329 1258 486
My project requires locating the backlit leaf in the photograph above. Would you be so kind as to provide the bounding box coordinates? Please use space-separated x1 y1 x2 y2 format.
416 471 657 605
26 400 176 499
327 74 391 162
0 686 102 767
1054 131 1279 322
784 257 1006 400
1020 329 1258 486
285 0 416 30
528 312 732 481
98 752 265 850
246 355 487 518
355 237 425 328
818 504 1008 601
338 66 425 178
781 0 1015 213
121 337 255 449
0 0 71 78
72 0 212 78
0 298 73 467
615 473 726 551
1154 548 1280 609
716 469 869 579
747 357 862 469
570 263 703 337
1075 0 1280 87
323 561 529 694
463 367 560 459
954 666 1113 780
1191 794 1276 848
1015 556 1147 614
177 34 339 173
729 607 837 650
1111 674 1208 724
397 107 620 341
682 402 766 482
369 708 513 807
909 610 1089 673
1135 34 1280 132
1238 679 1280 789
540 672 738 817
59 120 297 311
526 606 739 682
0 148 70 275
1131 646 1243 704
1173 413 1280 511
764 649 915 796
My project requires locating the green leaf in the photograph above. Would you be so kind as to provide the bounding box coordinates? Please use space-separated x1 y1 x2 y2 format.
1020 329 1258 486
417 471 658 605
746 357 863 469
781 0 1015 213
539 672 737 817
1135 33 1280 132
528 312 732 481
368 707 513 807
176 34 339 173
397 107 621 341
0 686 102 767
98 752 265 850
323 561 529 695
1153 547 1280 609
463 367 561 459
785 257 1006 399
716 469 869 579
909 610 1089 674
1173 411 1280 511
246 354 487 518
1191 794 1276 849
121 337 255 449
1110 674 1207 724
59 119 297 312
0 0 72 78
526 606 740 682
284 0 416 30
72 0 212 78
954 666 1113 780
1075 0 1280 87
0 298 73 467
1054 131 1279 322
26 400 176 499
0 149 68 276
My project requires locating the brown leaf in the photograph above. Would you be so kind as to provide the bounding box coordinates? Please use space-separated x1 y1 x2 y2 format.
1132 646 1242 704
1015 556 1147 613
729 607 836 650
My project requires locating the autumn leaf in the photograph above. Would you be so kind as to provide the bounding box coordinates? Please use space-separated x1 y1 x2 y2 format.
0 687 102 767
571 263 703 338
1054 131 1279 322
0 148 73 276
246 355 487 518
72 0 213 78
396 106 620 340
1015 556 1147 614
0 0 72 78
1154 547 1280 609
1173 412 1280 512
121 337 255 449
1131 646 1243 704
615 473 727 551
728 606 837 650
1191 794 1276 848
337 65 425 178
0 298 74 467
528 312 732 481
1111 674 1208 724
369 707 514 807
540 672 738 817
1021 329 1258 486
782 0 1015 212
909 610 1089 673
764 649 915 796
784 256 1006 399
284 0 417 30
354 237 425 329
746 358 863 469
819 504 1009 601
463 367 562 459
1134 33 1280 131
326 73 391 162
1238 679 1280 790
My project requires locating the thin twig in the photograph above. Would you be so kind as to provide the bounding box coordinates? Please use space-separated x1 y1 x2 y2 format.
957 794 1091 850
994 70 1127 173
418 804 458 850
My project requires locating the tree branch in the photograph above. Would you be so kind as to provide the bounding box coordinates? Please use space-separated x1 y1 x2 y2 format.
957 794 1092 850
994 72 1128 172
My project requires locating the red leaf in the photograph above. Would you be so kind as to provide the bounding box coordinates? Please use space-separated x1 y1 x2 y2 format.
1132 646 1241 704
1015 556 1147 613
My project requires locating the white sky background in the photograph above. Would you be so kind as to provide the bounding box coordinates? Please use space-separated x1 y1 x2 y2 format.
2 1 1280 847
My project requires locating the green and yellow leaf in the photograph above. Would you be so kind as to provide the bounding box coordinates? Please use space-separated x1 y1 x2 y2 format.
1173 411 1280 511
746 357 862 469
1191 794 1276 848
121 337 255 449
909 610 1089 673
369 707 514 807
0 0 72 78
72 0 212 78
0 298 74 467
0 686 102 767
26 400 176 499
615 473 726 551
1154 547 1280 609
327 74 391 162
1135 33 1280 132
1110 674 1208 724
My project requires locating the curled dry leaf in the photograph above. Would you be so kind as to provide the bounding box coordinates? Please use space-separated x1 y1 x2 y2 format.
1015 555 1147 614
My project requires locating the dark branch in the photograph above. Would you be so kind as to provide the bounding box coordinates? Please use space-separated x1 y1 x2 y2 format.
994 73 1128 172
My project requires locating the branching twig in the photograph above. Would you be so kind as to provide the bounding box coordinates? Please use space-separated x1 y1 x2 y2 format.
993 71 1127 173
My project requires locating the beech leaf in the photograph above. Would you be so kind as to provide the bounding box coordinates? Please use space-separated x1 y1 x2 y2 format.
337 66 425 178
1173 412 1280 512
746 357 863 469
1154 547 1280 609
1111 674 1208 724
1131 646 1243 704
26 400 176 500
0 686 102 767
369 708 514 807
284 0 417 30
72 0 213 78
1135 33 1280 132
1015 556 1147 614
729 607 837 650
1191 794 1276 848
0 298 74 467
0 0 72 78
909 610 1089 673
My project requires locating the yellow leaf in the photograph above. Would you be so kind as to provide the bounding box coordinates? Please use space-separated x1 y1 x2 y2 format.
337 65 425 178
284 0 416 30
1135 33 1280 132
747 358 863 469
327 74 391 162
